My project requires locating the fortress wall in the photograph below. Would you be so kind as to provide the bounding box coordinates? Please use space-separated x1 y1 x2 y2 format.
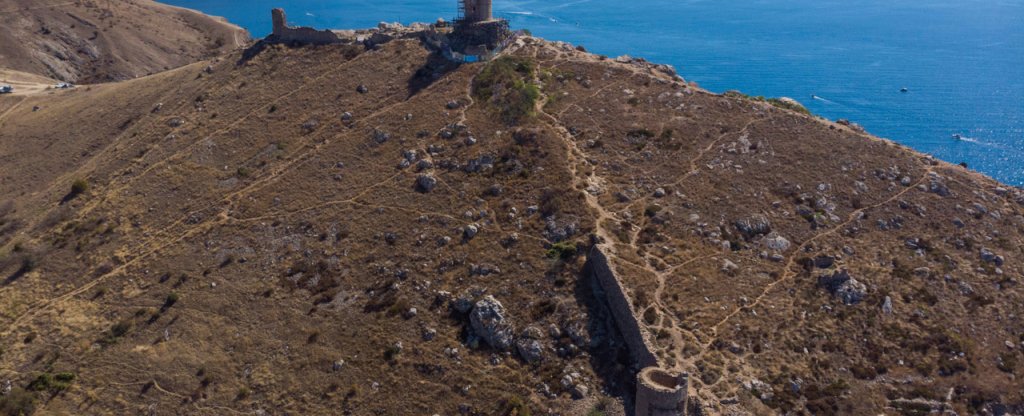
586 244 660 369
270 8 344 45
587 245 688 415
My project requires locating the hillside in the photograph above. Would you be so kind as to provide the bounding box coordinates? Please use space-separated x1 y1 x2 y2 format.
0 29 1022 415
0 0 248 83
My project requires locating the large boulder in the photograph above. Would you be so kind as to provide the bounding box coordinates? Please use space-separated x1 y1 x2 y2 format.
469 296 515 350
735 214 772 239
818 269 867 305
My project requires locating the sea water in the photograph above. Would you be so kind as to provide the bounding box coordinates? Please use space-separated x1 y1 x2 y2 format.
166 0 1024 186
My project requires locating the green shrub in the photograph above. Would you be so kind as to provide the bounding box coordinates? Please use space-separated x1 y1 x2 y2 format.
473 56 541 124
766 98 811 115
546 241 578 259
27 372 75 393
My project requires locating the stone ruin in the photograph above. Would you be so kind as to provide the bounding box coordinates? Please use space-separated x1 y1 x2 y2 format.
264 5 513 62
447 0 513 59
587 245 690 415
269 8 345 45
636 367 688 416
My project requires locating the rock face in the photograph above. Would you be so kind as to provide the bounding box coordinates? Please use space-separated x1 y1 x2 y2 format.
818 269 867 305
469 296 514 350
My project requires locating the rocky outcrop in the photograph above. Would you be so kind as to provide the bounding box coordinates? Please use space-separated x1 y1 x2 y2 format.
469 295 515 350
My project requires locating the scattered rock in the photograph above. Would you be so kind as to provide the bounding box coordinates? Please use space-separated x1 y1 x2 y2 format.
463 224 479 240
653 187 667 198
356 84 369 94
415 174 437 193
469 296 515 350
980 248 1005 266
818 269 866 305
721 259 739 275
763 233 791 251
332 359 345 371
422 327 437 341
516 339 544 363
882 296 893 315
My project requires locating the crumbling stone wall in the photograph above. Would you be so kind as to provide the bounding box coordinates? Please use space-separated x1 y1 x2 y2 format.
588 245 689 415
269 8 345 45
586 245 660 368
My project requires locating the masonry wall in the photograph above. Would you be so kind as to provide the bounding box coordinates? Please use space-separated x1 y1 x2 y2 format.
270 8 344 45
587 244 660 368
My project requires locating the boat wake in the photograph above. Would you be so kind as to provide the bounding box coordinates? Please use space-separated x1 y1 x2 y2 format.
810 94 838 105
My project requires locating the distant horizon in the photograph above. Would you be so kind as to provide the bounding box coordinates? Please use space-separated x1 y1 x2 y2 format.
168 0 1024 186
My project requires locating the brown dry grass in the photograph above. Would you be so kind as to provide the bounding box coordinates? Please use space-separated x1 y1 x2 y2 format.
0 34 1020 416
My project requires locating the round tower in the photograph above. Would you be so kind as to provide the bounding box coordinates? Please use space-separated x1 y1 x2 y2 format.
635 367 688 416
462 0 493 23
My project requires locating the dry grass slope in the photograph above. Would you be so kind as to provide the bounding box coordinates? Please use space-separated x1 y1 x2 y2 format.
0 0 248 83
0 33 1020 416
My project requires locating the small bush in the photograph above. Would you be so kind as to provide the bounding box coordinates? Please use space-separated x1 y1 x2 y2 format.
383 345 401 363
163 293 180 309
546 241 578 259
70 179 89 197
27 372 75 393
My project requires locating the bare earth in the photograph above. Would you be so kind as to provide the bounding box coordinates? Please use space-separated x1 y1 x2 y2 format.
0 0 249 83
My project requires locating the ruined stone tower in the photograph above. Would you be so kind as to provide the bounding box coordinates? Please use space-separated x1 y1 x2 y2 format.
635 367 688 416
461 0 493 23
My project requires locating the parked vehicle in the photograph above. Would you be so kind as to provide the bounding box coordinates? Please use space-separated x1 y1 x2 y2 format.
55 82 75 89
0 85 13 94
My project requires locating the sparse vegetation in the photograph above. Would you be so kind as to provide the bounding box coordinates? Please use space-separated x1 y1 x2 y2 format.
69 179 89 197
473 56 541 124
27 372 75 393
546 241 578 259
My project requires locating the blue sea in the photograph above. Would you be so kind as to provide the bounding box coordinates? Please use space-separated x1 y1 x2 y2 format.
167 0 1024 186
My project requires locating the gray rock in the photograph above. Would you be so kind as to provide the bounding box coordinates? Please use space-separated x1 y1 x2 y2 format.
446 100 462 109
415 159 433 172
332 359 345 371
516 339 544 363
372 129 391 144
980 248 1005 266
341 111 354 122
422 327 437 341
463 224 479 239
571 383 589 399
882 296 893 315
818 269 866 305
735 214 772 238
416 174 437 193
469 296 515 350
356 84 369 94
653 187 667 198
764 232 791 251
721 259 739 275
